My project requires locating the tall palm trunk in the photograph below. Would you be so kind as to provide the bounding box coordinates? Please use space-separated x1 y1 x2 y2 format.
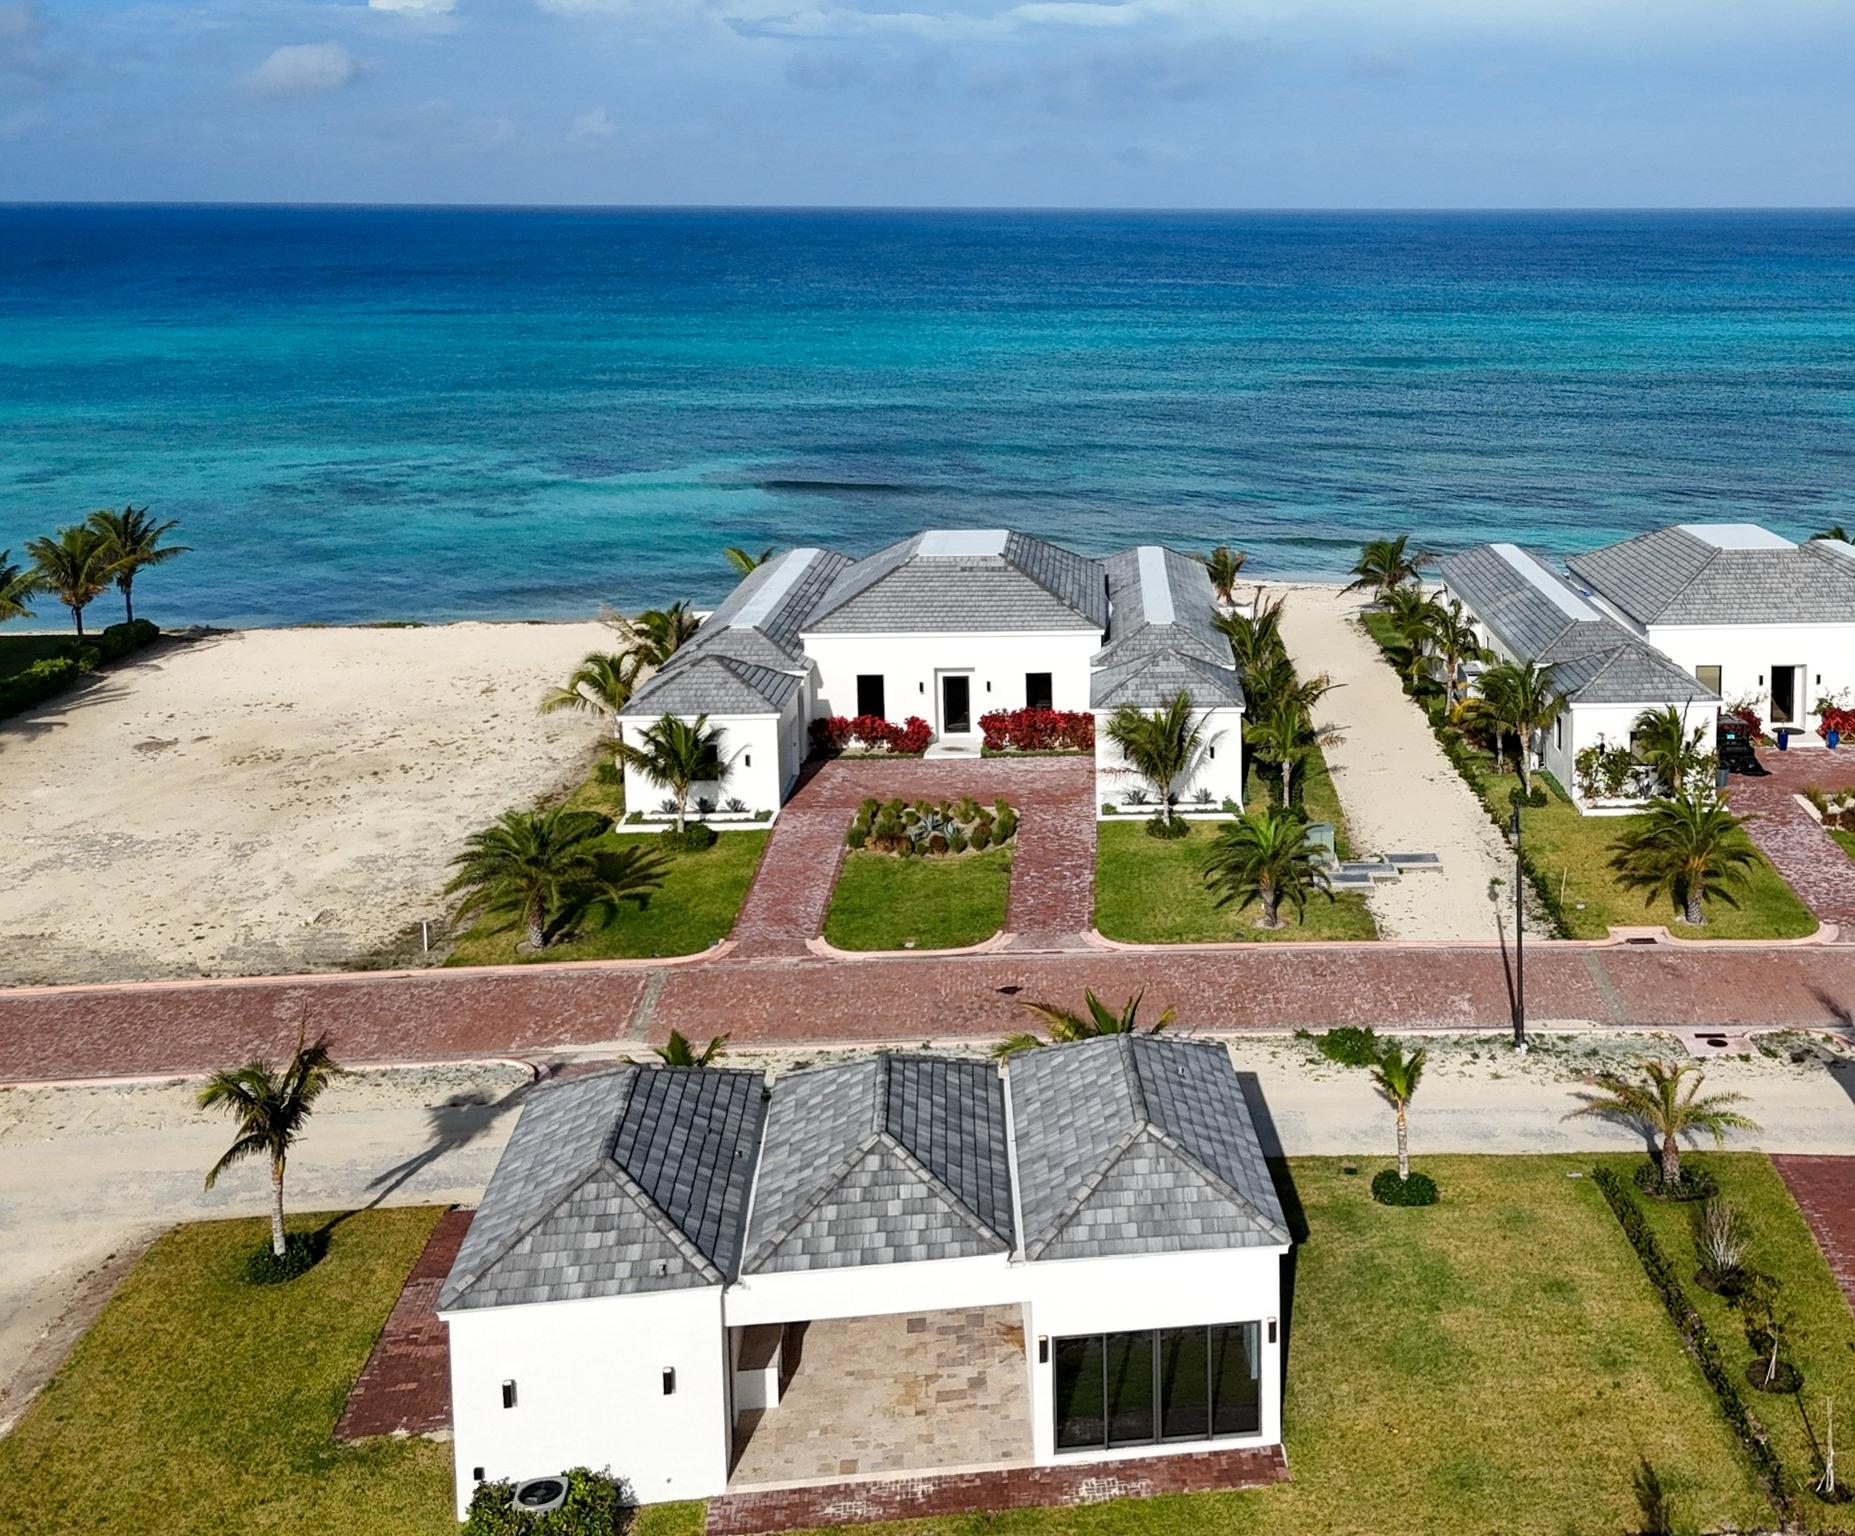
1280 759 1293 809
1396 1103 1410 1180
1492 731 1505 773
1260 880 1281 930
70 603 85 639
523 892 546 951
1660 1129 1681 1188
122 579 135 625
1519 731 1534 793
675 787 688 835
270 1153 287 1256
1683 885 1704 926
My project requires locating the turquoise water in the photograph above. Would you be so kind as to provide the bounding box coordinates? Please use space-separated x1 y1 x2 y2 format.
3 206 1854 626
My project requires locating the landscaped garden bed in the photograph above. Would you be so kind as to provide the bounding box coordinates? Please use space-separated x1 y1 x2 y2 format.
978 707 1094 756
807 713 933 758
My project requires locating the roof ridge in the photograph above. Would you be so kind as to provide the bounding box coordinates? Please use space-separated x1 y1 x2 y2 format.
1023 1113 1148 1261
601 1156 725 1283
1004 533 1107 625
1145 1125 1292 1246
742 1129 881 1271
875 1127 1011 1251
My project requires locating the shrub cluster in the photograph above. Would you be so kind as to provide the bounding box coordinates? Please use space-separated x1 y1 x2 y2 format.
1819 705 1855 741
1591 1165 1790 1515
0 620 159 720
978 707 1094 753
848 795 1017 856
1371 1169 1438 1206
1316 1026 1382 1067
658 822 718 853
1632 1158 1716 1203
808 713 934 757
464 1468 635 1536
244 1229 327 1285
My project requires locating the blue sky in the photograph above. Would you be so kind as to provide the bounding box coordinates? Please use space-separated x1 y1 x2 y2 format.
4 0 1854 206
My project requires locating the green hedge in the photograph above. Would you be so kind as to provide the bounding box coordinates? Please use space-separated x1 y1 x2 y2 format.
0 621 159 721
1590 1164 1790 1516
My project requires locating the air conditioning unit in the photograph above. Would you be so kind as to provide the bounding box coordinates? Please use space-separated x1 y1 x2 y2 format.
512 1476 568 1515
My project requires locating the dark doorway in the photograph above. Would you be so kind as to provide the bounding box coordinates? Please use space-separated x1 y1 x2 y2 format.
943 675 971 734
1772 665 1799 725
856 674 885 719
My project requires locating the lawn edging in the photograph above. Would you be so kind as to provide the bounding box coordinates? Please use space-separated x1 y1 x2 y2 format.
1590 1162 1791 1519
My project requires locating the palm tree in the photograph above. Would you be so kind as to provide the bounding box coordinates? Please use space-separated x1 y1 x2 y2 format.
1381 584 1443 690
1810 526 1851 543
1245 701 1331 810
199 1026 341 1258
86 505 188 625
654 1029 728 1066
724 546 775 576
1201 545 1246 605
25 524 118 638
1372 1043 1425 1181
1571 1059 1758 1188
1106 690 1209 827
1244 653 1337 727
1475 660 1562 791
1204 808 1333 929
1428 598 1487 714
1344 535 1423 600
540 651 638 739
1214 596 1286 674
1631 704 1711 795
610 601 699 669
618 713 729 834
0 550 41 624
1609 792 1758 926
446 808 612 951
995 988 1173 1059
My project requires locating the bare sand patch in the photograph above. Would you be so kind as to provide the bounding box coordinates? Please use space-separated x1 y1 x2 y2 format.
0 623 610 985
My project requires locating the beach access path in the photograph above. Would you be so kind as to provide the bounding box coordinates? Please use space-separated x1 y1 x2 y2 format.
1275 583 1520 941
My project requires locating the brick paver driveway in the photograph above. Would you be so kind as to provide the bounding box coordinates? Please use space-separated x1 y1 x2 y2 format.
1730 748 1855 940
730 758 1095 956
1770 1155 1855 1311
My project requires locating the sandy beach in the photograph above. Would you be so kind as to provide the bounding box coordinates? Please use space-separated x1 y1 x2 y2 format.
0 622 610 986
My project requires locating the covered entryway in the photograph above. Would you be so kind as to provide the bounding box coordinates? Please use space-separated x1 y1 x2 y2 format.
940 672 973 736
729 1307 1032 1488
1771 663 1803 726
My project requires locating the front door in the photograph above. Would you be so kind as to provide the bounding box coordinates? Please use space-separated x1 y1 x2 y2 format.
1771 664 1800 725
942 674 972 735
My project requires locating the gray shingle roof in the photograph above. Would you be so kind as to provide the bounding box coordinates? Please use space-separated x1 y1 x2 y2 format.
1095 546 1229 668
623 653 801 717
804 530 1109 634
1566 524 1855 626
440 1066 766 1310
741 1055 1014 1273
1090 649 1246 711
1008 1036 1289 1262
690 547 855 660
1545 642 1720 707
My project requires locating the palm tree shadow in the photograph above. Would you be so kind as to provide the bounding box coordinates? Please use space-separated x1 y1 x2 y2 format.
1238 1071 1307 1402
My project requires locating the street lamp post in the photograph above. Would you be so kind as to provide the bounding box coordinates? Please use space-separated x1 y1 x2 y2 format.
1507 806 1527 1052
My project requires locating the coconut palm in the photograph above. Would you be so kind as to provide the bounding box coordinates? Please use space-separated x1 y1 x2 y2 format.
1631 704 1712 796
0 550 41 623
1609 791 1758 926
86 505 188 625
1204 807 1333 929
1214 596 1286 674
1244 652 1338 727
610 601 699 669
1201 545 1247 605
1106 690 1209 827
1371 1043 1426 1181
994 987 1173 1059
654 1029 729 1066
199 1026 341 1258
724 546 774 576
1381 584 1444 690
1245 701 1333 810
1810 526 1851 544
617 713 729 834
1344 535 1423 600
25 524 119 638
1571 1059 1758 1189
1429 598 1488 714
540 651 638 738
1474 660 1562 790
445 807 613 951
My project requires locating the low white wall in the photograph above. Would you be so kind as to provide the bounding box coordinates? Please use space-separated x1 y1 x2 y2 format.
805 630 1101 736
446 1287 732 1514
618 711 787 819
1093 706 1245 815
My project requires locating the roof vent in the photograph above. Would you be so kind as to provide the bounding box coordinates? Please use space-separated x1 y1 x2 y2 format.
512 1478 568 1515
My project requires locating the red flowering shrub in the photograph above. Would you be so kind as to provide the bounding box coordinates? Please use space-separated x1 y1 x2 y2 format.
1818 706 1855 740
1732 706 1768 744
810 715 854 755
978 708 1095 753
893 716 933 754
849 714 897 750
811 713 933 756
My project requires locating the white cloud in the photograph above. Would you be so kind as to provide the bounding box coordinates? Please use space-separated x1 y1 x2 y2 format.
570 106 618 142
370 0 458 15
242 41 368 100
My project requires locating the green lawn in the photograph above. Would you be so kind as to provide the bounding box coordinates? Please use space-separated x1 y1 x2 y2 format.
1095 820 1377 943
0 632 79 681
823 847 1013 951
1610 1153 1855 1529
1830 828 1855 864
445 829 768 964
7 1162 1784 1536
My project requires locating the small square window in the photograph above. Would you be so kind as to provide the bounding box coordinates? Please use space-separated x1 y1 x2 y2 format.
662 1368 677 1396
501 1381 517 1410
1026 672 1054 711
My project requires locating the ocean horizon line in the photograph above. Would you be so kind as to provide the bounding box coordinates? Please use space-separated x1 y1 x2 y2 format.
7 199 1855 216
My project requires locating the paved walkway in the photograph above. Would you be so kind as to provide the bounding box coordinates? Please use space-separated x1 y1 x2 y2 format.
1770 1156 1855 1313
1730 748 1855 941
707 1444 1286 1534
730 758 1095 957
336 1207 472 1440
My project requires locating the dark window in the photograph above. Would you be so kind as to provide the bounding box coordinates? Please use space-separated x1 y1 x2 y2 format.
1026 672 1054 710
1053 1336 1106 1450
1209 1323 1261 1437
1052 1324 1260 1451
501 1380 517 1410
1157 1327 1211 1441
1554 713 1563 750
856 674 885 718
1105 1331 1155 1446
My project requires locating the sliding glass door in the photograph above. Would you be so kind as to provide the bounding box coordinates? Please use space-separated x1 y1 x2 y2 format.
1053 1322 1260 1452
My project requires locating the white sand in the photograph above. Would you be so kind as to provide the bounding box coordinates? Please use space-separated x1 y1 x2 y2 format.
0 623 610 985
1273 583 1524 940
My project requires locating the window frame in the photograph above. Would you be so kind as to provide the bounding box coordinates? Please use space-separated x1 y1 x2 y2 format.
1050 1322 1260 1453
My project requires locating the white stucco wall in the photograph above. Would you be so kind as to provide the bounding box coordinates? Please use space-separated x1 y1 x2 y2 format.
617 709 789 819
1093 705 1245 814
724 1253 1020 1328
445 1286 732 1516
803 630 1102 737
1643 621 1855 735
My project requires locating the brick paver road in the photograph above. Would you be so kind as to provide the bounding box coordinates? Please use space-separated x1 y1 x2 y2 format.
1770 1155 1855 1312
1731 749 1855 940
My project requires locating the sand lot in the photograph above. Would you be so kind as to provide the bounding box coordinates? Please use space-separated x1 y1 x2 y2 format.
0 623 609 985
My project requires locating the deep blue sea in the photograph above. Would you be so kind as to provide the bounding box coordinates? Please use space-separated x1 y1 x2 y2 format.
3 206 1854 627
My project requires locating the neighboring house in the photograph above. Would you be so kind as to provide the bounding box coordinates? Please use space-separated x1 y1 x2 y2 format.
1438 542 1719 811
440 1037 1291 1515
1564 523 1855 741
616 530 1246 820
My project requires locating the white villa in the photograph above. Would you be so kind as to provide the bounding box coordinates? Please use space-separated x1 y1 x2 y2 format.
439 1037 1291 1513
616 530 1247 819
1439 523 1855 811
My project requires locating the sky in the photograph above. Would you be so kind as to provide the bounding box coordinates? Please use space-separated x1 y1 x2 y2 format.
3 0 1855 207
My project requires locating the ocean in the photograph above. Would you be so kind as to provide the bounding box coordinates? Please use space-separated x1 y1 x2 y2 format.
2 205 1853 628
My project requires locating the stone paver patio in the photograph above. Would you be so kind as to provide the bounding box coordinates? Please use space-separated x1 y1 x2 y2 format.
729 1307 1031 1488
